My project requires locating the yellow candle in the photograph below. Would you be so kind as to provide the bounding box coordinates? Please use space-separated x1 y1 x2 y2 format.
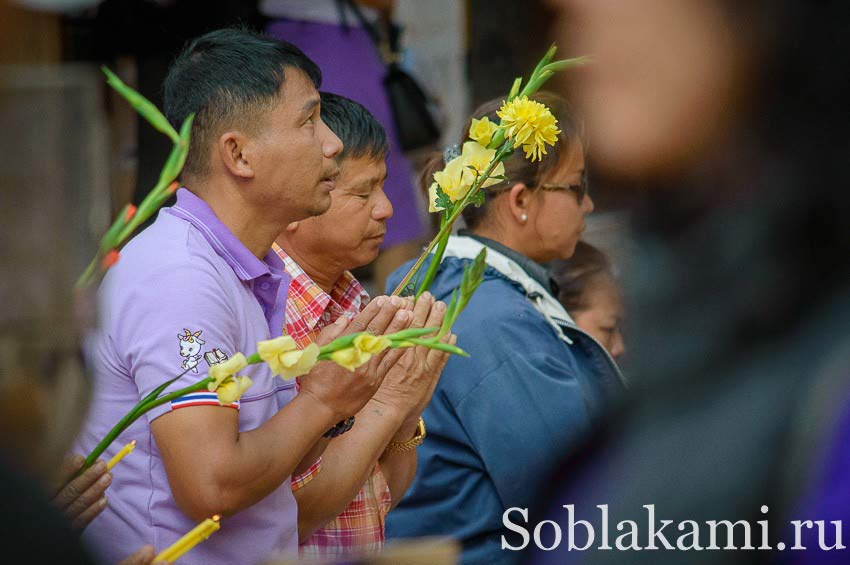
155 515 221 563
106 440 136 471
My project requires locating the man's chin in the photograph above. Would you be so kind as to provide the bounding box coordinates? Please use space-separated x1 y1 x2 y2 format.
307 194 333 217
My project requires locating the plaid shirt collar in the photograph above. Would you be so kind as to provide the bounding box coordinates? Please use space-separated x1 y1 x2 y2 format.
272 243 369 345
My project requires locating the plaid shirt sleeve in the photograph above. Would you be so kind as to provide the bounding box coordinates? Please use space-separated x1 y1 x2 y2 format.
291 456 323 492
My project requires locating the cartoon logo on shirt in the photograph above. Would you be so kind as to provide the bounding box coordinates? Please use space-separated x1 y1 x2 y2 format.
178 328 205 374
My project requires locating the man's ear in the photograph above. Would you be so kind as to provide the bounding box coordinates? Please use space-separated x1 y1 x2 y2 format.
507 182 530 224
217 131 255 179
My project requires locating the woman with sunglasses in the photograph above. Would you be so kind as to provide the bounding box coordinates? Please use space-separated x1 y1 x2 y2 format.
385 92 624 564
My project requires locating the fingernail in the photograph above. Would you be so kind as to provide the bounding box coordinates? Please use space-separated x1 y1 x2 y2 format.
395 310 409 322
99 496 108 508
390 295 402 307
421 291 432 302
99 473 112 487
375 296 387 307
435 301 446 312
93 461 107 473
72 454 84 467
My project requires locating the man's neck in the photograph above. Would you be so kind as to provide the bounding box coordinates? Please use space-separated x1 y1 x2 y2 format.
276 239 344 294
190 179 284 260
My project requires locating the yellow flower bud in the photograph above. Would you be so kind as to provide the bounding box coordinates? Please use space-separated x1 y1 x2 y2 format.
330 346 371 372
257 335 319 379
468 116 498 147
353 333 392 355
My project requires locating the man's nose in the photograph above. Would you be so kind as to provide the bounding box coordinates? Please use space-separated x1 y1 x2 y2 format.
321 120 343 159
372 188 393 220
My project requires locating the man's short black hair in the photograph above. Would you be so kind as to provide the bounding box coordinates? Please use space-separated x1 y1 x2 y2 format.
164 28 322 177
319 92 389 162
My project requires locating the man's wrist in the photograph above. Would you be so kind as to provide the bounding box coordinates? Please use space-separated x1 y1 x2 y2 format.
293 389 344 432
391 416 421 444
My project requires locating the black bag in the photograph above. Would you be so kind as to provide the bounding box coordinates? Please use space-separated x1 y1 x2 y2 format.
344 1 442 151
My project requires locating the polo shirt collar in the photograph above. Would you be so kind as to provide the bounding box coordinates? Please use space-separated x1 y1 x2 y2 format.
168 188 285 280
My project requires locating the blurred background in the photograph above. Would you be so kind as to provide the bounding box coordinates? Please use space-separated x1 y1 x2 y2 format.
0 0 630 295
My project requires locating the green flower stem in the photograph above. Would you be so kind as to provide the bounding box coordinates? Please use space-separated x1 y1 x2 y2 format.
81 376 211 472
402 337 468 357
414 229 450 298
75 255 101 289
392 144 511 296
79 325 455 474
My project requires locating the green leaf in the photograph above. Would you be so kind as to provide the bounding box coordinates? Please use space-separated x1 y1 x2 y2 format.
507 77 523 101
102 66 180 144
434 184 453 211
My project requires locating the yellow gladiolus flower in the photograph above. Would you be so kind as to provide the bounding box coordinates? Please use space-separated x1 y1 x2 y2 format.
433 153 471 202
432 142 506 204
468 116 498 147
257 335 320 380
277 343 320 380
459 141 505 189
497 96 561 162
330 346 371 372
214 376 253 405
353 333 392 355
207 353 248 389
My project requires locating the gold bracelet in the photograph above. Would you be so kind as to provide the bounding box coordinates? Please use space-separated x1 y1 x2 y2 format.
385 418 426 454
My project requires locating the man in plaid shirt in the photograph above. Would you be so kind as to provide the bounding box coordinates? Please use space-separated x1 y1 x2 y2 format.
274 92 453 559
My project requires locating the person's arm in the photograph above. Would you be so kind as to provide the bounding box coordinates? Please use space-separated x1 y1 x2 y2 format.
294 294 451 538
150 297 407 521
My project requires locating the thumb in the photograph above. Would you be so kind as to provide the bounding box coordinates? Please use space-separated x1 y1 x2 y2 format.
316 315 349 346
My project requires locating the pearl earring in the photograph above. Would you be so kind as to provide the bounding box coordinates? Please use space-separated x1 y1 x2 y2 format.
520 213 528 222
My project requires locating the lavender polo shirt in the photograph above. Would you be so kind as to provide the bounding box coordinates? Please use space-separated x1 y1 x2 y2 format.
77 189 297 565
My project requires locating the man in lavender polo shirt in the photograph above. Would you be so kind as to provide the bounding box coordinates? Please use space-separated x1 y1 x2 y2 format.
76 29 410 564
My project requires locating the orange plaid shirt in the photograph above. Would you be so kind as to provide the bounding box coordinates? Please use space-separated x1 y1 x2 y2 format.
273 244 393 559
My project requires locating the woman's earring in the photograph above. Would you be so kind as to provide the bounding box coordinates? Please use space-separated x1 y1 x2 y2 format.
520 213 528 223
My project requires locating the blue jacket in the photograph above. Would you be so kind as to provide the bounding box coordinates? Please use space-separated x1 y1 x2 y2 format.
385 249 623 564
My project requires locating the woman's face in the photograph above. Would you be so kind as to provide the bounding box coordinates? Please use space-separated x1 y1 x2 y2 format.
571 275 625 359
528 144 594 262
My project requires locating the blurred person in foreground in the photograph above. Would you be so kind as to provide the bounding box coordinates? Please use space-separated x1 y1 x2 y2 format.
552 241 625 361
75 28 411 565
274 92 452 558
385 92 625 564
524 1 850 563
0 144 158 564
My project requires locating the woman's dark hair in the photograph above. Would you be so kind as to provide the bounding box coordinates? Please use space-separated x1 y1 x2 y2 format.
420 91 585 230
552 241 615 313
164 28 322 178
